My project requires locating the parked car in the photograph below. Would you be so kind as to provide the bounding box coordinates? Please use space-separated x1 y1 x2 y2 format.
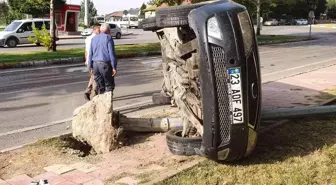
264 19 279 26
0 19 58 48
279 19 286 25
81 23 122 39
295 19 308 25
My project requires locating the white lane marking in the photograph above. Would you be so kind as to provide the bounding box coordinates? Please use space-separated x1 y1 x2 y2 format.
66 67 88 73
262 57 336 77
0 99 153 137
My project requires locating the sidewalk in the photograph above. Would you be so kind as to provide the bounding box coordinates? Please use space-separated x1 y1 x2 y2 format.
1 65 336 185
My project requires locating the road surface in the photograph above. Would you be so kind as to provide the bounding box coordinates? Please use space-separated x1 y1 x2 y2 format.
1 30 336 150
1 26 336 54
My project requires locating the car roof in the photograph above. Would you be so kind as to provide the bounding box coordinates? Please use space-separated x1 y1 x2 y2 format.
14 19 50 22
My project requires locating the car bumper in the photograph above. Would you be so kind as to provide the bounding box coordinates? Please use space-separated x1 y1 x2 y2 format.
0 39 5 46
189 1 262 162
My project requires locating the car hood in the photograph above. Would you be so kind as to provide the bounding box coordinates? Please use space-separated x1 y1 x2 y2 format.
0 31 10 39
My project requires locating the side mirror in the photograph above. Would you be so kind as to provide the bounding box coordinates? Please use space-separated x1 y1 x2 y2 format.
17 29 24 33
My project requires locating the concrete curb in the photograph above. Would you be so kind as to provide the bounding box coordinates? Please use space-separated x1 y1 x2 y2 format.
258 37 316 45
0 51 162 70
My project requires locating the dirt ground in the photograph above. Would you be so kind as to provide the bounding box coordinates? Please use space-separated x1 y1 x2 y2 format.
0 106 195 184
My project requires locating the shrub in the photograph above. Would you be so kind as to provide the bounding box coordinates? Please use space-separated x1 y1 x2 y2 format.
28 25 53 51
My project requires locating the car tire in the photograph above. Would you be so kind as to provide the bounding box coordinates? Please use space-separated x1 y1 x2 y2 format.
116 32 121 39
6 38 18 48
156 3 207 28
142 17 159 31
166 128 202 156
36 43 41 46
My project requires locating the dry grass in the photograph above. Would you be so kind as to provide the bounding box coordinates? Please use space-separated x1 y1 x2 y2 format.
0 135 101 180
158 116 336 185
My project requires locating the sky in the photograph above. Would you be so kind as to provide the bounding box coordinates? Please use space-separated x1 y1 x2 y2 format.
67 0 147 15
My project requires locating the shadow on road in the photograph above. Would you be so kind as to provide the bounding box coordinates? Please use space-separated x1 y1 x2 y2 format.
0 102 50 112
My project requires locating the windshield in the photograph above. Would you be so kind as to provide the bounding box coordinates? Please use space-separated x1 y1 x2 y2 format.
4 21 22 31
130 17 138 21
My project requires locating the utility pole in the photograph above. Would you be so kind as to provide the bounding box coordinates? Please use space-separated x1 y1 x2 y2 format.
50 0 56 51
256 0 261 35
84 0 89 26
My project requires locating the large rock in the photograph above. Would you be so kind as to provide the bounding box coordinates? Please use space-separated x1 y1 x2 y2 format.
72 92 119 154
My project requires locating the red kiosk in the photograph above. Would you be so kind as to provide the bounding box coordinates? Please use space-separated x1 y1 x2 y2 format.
54 4 81 34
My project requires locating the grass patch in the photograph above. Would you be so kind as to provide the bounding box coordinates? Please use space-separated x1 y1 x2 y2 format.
257 35 309 44
0 42 161 64
158 116 336 185
315 88 336 100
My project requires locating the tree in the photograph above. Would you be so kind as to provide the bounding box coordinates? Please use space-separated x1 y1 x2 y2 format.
0 2 9 24
328 0 336 9
7 0 65 17
80 0 97 25
140 3 147 16
50 0 57 51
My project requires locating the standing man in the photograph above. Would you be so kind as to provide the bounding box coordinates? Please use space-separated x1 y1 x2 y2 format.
87 23 117 94
84 23 101 100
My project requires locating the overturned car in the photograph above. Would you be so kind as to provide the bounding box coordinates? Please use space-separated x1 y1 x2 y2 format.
143 0 261 162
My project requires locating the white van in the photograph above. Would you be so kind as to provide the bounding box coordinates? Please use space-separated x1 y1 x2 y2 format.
0 19 58 48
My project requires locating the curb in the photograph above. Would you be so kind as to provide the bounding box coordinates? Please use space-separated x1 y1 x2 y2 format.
258 37 316 45
0 51 162 70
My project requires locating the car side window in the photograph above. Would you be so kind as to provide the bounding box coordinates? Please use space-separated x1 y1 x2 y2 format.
19 22 33 32
44 21 51 30
110 24 116 29
34 21 44 30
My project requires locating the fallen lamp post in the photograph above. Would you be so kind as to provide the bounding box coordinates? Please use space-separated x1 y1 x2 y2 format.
118 105 336 132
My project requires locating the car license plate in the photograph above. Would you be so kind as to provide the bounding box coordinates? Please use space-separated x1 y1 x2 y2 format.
228 68 244 124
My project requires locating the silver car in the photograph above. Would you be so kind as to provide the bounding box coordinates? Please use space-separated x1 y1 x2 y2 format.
81 23 122 39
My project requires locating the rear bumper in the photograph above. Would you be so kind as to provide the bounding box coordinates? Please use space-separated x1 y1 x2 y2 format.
188 1 262 161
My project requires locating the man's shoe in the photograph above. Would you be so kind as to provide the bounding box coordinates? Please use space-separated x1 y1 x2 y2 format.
84 93 90 101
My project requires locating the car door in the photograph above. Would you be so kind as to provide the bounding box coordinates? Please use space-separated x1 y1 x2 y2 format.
17 21 33 44
109 24 117 37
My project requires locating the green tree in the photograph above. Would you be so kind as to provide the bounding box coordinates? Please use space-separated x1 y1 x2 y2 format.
79 0 97 25
0 2 9 24
140 3 147 16
7 0 65 17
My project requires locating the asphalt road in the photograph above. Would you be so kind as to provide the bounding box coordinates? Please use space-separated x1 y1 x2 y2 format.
1 28 336 150
1 25 336 54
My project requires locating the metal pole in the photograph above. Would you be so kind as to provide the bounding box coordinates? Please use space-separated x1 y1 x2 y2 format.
120 117 183 132
84 0 89 26
261 105 336 120
309 19 312 39
256 0 261 35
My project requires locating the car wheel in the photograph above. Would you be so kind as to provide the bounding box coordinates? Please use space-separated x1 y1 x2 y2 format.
36 43 41 46
116 32 121 39
6 38 18 48
166 128 202 156
156 2 208 28
142 17 159 31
